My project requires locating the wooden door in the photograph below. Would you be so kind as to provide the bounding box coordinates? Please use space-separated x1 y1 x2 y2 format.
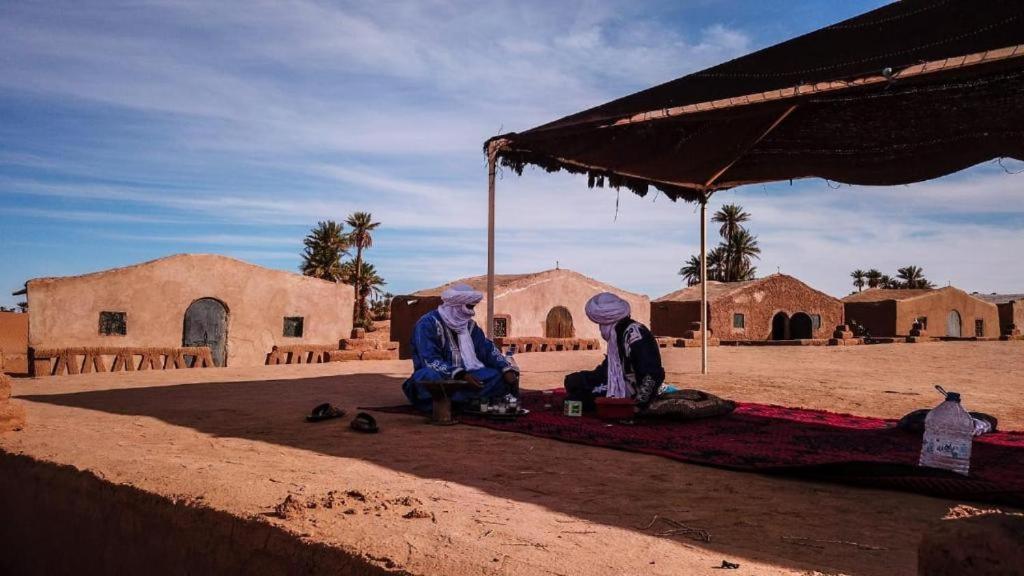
946 310 962 338
183 298 228 366
545 306 575 338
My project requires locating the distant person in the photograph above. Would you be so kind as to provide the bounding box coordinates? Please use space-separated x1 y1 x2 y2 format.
564 292 665 412
402 284 519 411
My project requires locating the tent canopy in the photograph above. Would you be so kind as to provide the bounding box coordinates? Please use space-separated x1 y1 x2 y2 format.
487 0 1024 202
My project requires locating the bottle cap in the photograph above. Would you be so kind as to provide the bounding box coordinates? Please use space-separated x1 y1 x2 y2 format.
946 392 961 402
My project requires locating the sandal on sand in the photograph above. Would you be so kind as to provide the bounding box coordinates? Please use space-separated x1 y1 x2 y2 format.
350 412 379 433
306 403 346 423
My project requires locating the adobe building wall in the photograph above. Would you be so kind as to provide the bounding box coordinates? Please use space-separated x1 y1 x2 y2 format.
651 301 703 338
996 301 1024 334
390 271 650 359
390 295 442 359
653 275 842 341
710 275 842 340
0 312 29 375
27 254 354 367
479 274 650 341
895 291 1000 338
844 301 898 337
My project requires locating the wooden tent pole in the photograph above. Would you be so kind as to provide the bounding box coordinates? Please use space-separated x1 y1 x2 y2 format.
486 150 497 338
700 192 709 375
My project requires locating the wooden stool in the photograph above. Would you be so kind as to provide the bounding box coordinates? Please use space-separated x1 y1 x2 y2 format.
421 380 479 425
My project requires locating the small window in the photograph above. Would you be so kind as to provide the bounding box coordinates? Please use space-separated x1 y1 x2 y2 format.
99 311 127 336
732 313 745 329
811 314 821 331
493 316 509 338
975 319 984 337
917 316 928 330
283 316 304 338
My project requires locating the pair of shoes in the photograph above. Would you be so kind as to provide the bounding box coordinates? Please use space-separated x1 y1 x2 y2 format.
306 404 379 433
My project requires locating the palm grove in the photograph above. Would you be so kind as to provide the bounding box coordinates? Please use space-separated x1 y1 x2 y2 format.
849 266 935 292
300 213 392 330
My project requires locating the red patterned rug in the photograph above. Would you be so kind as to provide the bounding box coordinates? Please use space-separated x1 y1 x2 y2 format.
366 390 1024 506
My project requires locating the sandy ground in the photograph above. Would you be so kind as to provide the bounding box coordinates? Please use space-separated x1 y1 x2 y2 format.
2 341 1023 576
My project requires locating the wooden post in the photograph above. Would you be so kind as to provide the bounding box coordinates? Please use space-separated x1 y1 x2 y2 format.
700 194 709 375
485 140 508 338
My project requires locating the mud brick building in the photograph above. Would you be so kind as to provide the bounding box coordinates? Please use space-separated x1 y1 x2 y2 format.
0 312 29 375
651 274 842 341
24 254 354 368
390 268 649 359
974 293 1024 336
842 286 999 339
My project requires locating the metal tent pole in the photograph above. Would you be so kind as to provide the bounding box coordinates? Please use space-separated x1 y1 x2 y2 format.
486 147 497 338
700 194 709 375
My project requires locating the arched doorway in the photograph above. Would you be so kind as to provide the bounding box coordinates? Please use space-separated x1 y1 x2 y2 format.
946 310 962 338
545 306 575 338
771 312 789 340
790 312 813 339
183 298 229 366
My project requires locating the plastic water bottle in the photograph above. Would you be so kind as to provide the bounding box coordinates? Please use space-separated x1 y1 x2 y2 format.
919 386 974 476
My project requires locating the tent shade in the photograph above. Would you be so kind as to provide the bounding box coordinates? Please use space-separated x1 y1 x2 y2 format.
487 0 1024 202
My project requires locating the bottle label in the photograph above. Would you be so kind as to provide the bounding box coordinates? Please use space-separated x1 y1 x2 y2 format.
922 434 972 461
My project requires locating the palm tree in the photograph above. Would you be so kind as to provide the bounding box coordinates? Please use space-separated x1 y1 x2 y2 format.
300 221 349 281
865 269 883 289
879 274 897 289
850 269 867 292
723 229 760 281
897 265 934 289
678 255 702 286
678 246 727 285
342 261 386 327
345 212 381 324
712 204 751 241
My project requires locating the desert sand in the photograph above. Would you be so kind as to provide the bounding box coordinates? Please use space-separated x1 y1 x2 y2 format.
1 341 1022 575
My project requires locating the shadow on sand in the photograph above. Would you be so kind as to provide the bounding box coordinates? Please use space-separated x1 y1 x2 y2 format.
20 373 948 575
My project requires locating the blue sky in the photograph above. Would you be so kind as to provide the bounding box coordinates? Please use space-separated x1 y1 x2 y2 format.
2 0 1023 308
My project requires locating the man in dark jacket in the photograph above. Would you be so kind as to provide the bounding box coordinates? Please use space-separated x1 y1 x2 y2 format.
564 292 665 412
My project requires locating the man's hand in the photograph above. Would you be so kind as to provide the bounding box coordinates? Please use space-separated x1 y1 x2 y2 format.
460 372 483 388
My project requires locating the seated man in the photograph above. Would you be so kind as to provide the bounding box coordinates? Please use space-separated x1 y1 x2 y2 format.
402 284 519 411
564 292 665 412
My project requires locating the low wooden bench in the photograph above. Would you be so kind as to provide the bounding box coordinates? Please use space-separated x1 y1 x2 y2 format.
420 380 480 426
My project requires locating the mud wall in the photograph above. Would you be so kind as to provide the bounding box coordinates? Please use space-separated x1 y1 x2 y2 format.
0 311 28 374
653 275 842 340
996 301 1023 334
479 273 650 341
895 291 1000 338
27 254 354 367
844 301 897 337
651 301 703 337
390 295 443 359
710 276 842 340
0 452 406 576
391 271 650 359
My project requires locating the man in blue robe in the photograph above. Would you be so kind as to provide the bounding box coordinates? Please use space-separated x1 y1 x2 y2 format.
402 284 519 411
